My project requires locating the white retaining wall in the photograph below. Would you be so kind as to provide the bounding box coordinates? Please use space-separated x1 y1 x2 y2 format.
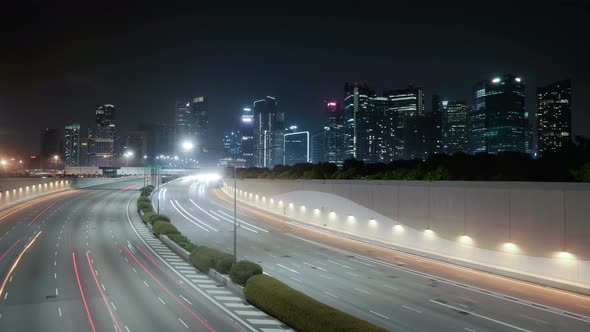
222 179 590 293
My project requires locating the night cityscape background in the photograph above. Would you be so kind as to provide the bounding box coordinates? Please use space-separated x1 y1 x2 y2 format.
1 1 589 173
2 2 590 332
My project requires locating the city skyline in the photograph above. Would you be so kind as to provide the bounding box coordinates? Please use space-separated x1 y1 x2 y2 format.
0 2 588 155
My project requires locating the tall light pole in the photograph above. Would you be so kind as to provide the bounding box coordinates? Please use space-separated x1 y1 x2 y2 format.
233 165 237 263
156 156 161 214
53 155 59 177
124 150 134 167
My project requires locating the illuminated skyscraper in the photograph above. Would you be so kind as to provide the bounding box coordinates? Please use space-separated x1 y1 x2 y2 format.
283 131 310 165
64 124 80 166
441 101 467 154
468 75 525 154
253 96 279 167
88 104 117 166
240 107 255 167
537 79 572 156
344 82 375 161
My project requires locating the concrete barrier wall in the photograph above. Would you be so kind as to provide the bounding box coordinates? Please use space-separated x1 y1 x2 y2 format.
0 178 70 210
222 179 590 291
0 177 140 211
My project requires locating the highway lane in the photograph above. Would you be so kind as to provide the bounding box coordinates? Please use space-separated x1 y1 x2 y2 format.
157 179 590 332
0 179 250 332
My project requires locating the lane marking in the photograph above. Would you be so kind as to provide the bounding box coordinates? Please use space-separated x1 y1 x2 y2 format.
0 232 43 297
72 252 97 332
354 287 369 294
402 305 422 314
178 318 189 328
322 291 339 299
431 300 532 332
286 232 590 323
369 310 390 319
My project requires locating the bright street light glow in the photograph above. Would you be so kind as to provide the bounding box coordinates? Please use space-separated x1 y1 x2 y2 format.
492 77 501 83
182 141 194 151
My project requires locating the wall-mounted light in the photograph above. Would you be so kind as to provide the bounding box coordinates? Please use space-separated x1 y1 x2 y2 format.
424 228 435 237
558 251 575 260
459 235 473 245
393 224 404 233
369 218 377 227
502 242 518 252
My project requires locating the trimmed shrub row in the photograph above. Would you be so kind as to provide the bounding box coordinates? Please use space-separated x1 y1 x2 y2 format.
140 185 155 197
136 191 262 287
167 233 196 252
229 260 262 286
148 213 171 225
190 246 233 273
244 275 388 332
153 220 180 236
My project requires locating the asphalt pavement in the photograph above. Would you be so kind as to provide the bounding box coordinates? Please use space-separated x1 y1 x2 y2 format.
154 178 590 332
0 179 253 332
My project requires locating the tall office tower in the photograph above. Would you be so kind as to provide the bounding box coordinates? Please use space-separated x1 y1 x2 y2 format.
253 96 279 168
240 107 256 167
283 131 310 165
126 131 148 165
223 130 243 159
175 100 192 152
344 82 375 161
385 85 425 160
153 122 175 156
40 128 60 158
64 124 80 166
311 130 327 163
88 104 117 166
430 94 443 155
441 101 468 154
537 79 572 156
372 96 392 162
191 96 208 157
324 100 346 165
469 75 526 154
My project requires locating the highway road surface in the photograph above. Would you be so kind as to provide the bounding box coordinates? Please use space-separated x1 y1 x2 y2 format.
155 178 590 332
0 179 257 332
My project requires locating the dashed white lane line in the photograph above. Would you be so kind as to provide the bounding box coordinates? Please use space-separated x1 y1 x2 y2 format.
346 272 360 277
4 292 8 300
464 328 477 332
207 290 232 295
430 300 532 332
199 284 220 289
384 284 399 291
354 288 369 294
327 260 352 269
402 305 422 314
158 297 166 305
178 318 189 328
369 310 390 320
302 262 328 272
111 302 117 311
58 307 62 317
276 264 300 274
319 274 332 279
180 294 193 305
143 280 149 288
247 319 279 325
55 288 59 296
236 310 266 316
519 314 548 325
226 303 254 308
215 296 242 301
54 273 57 279
322 291 339 299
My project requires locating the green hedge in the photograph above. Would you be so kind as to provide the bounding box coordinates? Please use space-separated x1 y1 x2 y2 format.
137 201 154 212
148 214 171 225
214 256 234 274
138 196 151 204
142 211 156 224
190 246 231 273
167 233 196 252
230 260 262 286
244 275 388 332
153 220 180 236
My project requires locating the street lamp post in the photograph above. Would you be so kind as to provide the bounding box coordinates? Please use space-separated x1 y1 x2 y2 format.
233 165 237 263
53 155 59 177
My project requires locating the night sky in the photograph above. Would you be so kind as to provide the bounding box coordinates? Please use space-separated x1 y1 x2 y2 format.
0 1 588 157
